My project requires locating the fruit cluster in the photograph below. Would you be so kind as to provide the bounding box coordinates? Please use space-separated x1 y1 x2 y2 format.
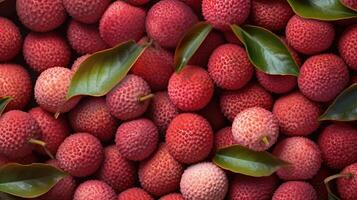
0 0 356 200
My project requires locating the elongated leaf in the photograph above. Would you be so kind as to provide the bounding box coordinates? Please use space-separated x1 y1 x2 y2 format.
174 22 212 72
0 163 67 198
213 145 290 177
287 0 357 20
340 0 357 11
231 25 299 76
0 97 12 116
67 40 149 100
320 83 357 121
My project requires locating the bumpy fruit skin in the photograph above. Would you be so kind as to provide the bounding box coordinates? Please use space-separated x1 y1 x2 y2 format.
97 145 136 193
220 83 273 121
0 64 32 111
166 113 213 164
115 118 159 161
272 181 317 200
56 133 104 177
69 97 118 142
232 107 279 151
35 67 81 113
71 54 90 72
286 15 335 55
23 32 71 73
0 110 41 159
74 180 116 200
63 0 110 24
341 0 357 10
229 174 278 200
99 1 146 47
146 0 198 48
337 163 357 200
139 144 184 196
118 188 154 200
339 24 357 70
202 0 250 30
29 107 70 155
67 20 108 55
16 0 66 32
273 137 322 180
208 44 254 90
318 124 357 169
106 74 151 120
214 127 236 150
273 92 321 136
309 167 329 200
0 17 22 62
168 66 214 111
298 54 349 102
198 97 226 131
159 193 184 200
250 0 294 31
180 162 228 200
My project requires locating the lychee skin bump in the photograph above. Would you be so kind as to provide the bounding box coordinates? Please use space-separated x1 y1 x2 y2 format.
339 24 357 70
118 187 154 200
63 0 110 24
0 17 22 62
73 180 116 200
272 181 317 200
337 163 357 200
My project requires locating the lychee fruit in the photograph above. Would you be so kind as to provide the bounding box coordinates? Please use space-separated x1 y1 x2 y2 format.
286 15 335 55
115 118 159 161
16 0 67 32
139 144 184 196
214 127 236 150
71 54 90 72
0 64 32 111
339 24 357 70
73 180 116 200
56 133 104 177
272 181 317 200
63 0 110 24
208 44 254 90
309 167 330 200
273 137 322 180
118 188 154 200
180 162 228 200
99 1 146 47
197 97 226 131
166 113 213 164
97 145 136 193
0 17 22 62
341 0 357 10
168 66 214 111
272 92 321 136
69 97 118 142
146 0 198 48
34 67 81 113
23 32 71 73
159 193 184 200
106 74 152 120
337 163 357 200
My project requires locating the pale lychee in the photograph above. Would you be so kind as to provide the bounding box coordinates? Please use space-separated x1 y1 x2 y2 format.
118 188 154 200
339 24 357 70
63 0 110 24
0 17 22 62
272 181 317 200
73 180 116 200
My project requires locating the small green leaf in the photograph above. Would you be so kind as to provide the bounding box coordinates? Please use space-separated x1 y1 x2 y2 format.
231 25 299 76
213 145 290 177
174 22 213 72
320 83 357 121
67 40 149 100
287 0 357 20
0 163 67 198
0 97 12 116
328 193 341 200
340 0 357 11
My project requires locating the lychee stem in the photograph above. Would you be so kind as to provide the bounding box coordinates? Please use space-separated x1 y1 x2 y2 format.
324 173 353 200
138 93 155 102
28 138 54 159
261 136 270 146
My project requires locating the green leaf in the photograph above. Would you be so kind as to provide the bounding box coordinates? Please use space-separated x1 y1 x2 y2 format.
340 0 357 11
320 83 357 121
0 97 12 116
67 40 149 100
287 0 357 20
174 22 213 72
213 145 290 177
328 193 340 200
0 163 67 198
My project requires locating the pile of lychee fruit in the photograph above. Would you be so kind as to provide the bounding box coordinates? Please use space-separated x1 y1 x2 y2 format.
0 0 356 200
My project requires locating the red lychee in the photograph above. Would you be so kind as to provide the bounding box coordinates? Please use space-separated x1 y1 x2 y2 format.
0 17 22 62
63 0 110 24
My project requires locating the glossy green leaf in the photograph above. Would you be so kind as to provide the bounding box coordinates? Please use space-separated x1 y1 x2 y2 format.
213 145 290 177
287 0 357 20
174 22 212 72
320 83 357 121
67 40 149 100
231 25 299 76
0 97 12 116
0 163 67 198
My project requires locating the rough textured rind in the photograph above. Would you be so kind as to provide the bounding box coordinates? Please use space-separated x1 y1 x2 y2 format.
73 180 116 200
139 144 184 196
168 66 214 111
339 24 357 70
115 118 159 161
180 162 228 200
166 113 213 164
273 137 322 180
16 0 67 32
208 44 254 90
63 0 110 24
0 17 22 62
146 0 198 48
337 163 357 200
272 92 321 136
23 32 71 73
118 188 154 200
341 0 357 10
214 127 236 151
56 133 104 177
159 193 184 200
99 1 146 47
272 181 317 200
